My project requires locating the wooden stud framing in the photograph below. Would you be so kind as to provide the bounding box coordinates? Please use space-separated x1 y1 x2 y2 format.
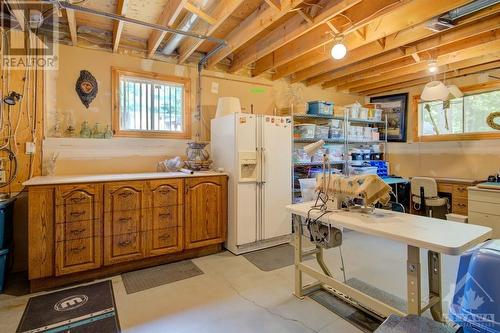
147 0 188 58
184 2 217 25
264 0 281 11
112 0 129 53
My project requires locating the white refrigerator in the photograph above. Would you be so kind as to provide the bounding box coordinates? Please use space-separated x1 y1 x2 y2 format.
211 113 292 254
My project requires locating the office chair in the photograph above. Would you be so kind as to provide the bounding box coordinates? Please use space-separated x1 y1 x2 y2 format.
410 177 448 218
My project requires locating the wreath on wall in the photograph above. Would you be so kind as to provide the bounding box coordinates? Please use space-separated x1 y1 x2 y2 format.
486 112 500 131
75 70 98 108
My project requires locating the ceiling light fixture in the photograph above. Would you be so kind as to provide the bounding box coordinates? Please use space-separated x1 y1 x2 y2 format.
428 60 438 73
331 35 347 60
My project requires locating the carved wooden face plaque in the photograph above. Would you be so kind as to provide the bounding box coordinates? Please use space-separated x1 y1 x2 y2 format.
75 70 98 108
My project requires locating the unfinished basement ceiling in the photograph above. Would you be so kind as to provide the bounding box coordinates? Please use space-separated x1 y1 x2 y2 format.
35 0 500 94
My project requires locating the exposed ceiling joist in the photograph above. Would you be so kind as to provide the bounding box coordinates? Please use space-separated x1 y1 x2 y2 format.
353 56 500 93
323 26 500 88
228 0 361 74
297 8 313 24
272 0 474 81
299 6 500 85
362 60 500 96
264 0 282 11
260 0 411 78
184 2 217 25
147 0 188 58
66 8 77 46
112 0 129 53
329 36 500 90
206 0 308 69
178 0 245 64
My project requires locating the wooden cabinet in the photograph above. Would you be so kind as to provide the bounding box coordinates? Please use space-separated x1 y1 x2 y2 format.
146 179 184 256
469 187 500 238
103 181 147 265
185 176 227 249
55 184 102 276
27 174 227 290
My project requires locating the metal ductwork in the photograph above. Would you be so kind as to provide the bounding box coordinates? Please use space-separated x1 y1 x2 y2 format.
426 0 499 32
161 13 198 55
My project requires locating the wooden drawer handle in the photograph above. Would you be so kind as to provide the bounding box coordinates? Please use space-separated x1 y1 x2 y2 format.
70 196 87 203
70 211 86 218
118 191 133 198
456 203 467 207
159 213 171 219
70 228 86 235
118 217 132 223
159 234 170 241
118 240 132 247
159 189 170 195
69 245 86 253
456 187 466 191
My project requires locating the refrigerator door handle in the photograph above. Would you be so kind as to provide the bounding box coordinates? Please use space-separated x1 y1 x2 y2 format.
256 147 262 184
261 148 266 184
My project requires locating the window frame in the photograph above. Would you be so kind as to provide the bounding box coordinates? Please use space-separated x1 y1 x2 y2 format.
111 67 191 139
412 81 500 142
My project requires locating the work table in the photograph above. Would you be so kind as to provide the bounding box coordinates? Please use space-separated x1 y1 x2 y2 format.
23 170 227 186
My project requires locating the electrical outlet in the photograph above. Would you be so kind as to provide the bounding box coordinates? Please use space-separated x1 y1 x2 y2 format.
25 142 36 155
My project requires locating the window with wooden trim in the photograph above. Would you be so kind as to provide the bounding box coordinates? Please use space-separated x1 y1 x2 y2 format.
112 68 191 139
413 82 500 142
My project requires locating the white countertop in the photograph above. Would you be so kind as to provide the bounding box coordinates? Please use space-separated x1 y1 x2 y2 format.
288 202 492 255
23 171 228 186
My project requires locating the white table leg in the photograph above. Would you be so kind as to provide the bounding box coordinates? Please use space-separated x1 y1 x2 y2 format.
407 245 422 315
428 251 443 321
293 214 304 298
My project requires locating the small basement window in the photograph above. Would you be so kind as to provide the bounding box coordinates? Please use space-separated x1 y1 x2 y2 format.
415 88 500 141
112 68 191 138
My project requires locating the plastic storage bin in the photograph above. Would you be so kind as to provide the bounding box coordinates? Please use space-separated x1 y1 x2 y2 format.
369 160 388 177
307 101 334 115
294 124 316 139
0 198 15 249
299 178 317 202
0 248 7 292
449 239 500 333
315 125 330 139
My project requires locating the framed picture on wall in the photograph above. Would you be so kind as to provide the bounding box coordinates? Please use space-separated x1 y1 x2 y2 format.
370 93 408 142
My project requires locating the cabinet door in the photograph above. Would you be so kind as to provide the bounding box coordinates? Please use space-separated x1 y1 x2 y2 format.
185 176 227 249
146 179 184 256
55 184 102 276
104 181 146 265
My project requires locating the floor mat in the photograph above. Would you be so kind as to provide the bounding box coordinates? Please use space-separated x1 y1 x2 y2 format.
243 244 295 272
121 260 203 294
16 280 120 333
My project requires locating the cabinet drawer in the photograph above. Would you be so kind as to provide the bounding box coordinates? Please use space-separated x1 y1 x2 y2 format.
56 220 97 241
109 232 145 264
469 189 500 204
55 237 101 276
468 212 499 238
452 197 468 215
437 183 453 193
469 200 500 216
453 185 469 199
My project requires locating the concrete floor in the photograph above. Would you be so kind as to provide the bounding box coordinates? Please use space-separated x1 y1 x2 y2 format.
0 231 461 332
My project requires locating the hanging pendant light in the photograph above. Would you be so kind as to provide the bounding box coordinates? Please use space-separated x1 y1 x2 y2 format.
421 81 450 101
331 35 347 60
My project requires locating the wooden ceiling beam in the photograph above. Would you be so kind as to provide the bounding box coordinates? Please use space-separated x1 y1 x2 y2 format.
328 36 500 90
352 56 500 93
184 2 217 25
301 7 500 85
205 0 308 69
147 0 188 59
66 8 78 46
228 0 361 74
178 0 245 64
264 0 282 11
361 60 500 96
272 0 475 81
253 0 405 77
112 0 129 53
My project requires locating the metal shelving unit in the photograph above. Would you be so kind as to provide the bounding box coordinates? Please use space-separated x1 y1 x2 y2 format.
291 106 388 203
